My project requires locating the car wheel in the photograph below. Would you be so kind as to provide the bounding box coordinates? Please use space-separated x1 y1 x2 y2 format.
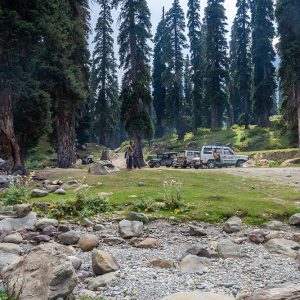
154 162 161 168
207 160 216 169
149 165 154 168
194 165 199 169
236 160 245 167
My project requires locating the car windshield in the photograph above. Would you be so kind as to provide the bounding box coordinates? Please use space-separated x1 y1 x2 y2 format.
157 154 163 159
179 152 186 156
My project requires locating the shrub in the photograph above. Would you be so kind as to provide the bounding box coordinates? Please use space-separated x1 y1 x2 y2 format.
131 196 160 212
163 180 184 210
0 175 31 206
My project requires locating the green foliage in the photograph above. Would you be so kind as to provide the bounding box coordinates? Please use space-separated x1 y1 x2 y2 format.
0 176 31 206
0 290 16 300
131 196 160 213
163 179 184 210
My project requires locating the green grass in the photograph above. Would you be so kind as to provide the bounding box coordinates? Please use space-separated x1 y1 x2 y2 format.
29 168 300 225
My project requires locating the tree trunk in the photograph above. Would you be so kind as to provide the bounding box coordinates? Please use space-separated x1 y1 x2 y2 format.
133 136 145 167
55 107 76 168
296 82 300 148
0 86 22 172
211 105 220 129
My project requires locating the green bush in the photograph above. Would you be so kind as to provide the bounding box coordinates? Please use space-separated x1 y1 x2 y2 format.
0 291 16 300
131 196 160 212
0 175 31 206
163 180 184 210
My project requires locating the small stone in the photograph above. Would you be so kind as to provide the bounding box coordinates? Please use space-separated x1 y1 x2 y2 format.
223 216 242 233
178 255 210 273
36 218 58 230
292 233 300 243
0 243 21 255
127 211 149 223
93 224 106 231
31 189 49 198
118 220 144 239
148 259 173 269
87 272 118 290
217 239 243 258
54 188 66 195
58 230 80 245
46 185 60 192
78 234 99 252
13 204 31 218
138 182 145 187
135 238 158 249
42 225 57 236
265 238 299 258
103 237 125 246
33 235 51 243
289 213 300 226
249 230 266 244
58 224 70 232
92 249 120 275
189 225 207 237
68 256 82 270
184 246 217 259
82 218 94 227
262 220 284 231
161 292 234 300
3 232 23 244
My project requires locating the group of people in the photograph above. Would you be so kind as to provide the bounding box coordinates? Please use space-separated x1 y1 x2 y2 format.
125 141 141 170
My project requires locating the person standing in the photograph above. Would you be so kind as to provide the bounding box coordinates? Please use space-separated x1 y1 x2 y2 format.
127 141 134 169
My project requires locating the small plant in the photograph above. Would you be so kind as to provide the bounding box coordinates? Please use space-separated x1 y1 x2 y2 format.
0 175 31 206
131 196 160 212
0 291 16 300
163 179 184 210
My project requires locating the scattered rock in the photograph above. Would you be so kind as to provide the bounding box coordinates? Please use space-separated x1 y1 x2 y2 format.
237 284 300 299
103 237 125 246
161 292 235 300
265 231 282 242
138 181 145 187
2 249 77 299
135 238 158 249
118 220 144 239
249 230 266 244
58 230 80 245
223 216 242 233
33 234 51 243
31 189 49 197
289 213 300 226
262 220 284 231
68 256 83 270
82 218 94 227
178 255 210 273
42 225 57 236
58 224 70 232
189 225 207 237
0 243 21 269
92 249 120 275
148 259 173 269
93 224 106 232
3 232 23 244
87 272 118 290
35 218 58 230
127 211 149 223
89 160 120 175
217 239 243 258
13 204 31 218
78 234 99 252
292 233 300 243
54 188 66 195
46 184 60 192
99 192 114 197
184 246 218 259
265 238 299 258
37 242 74 256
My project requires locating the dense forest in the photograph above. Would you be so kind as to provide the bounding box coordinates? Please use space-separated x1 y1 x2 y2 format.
0 0 299 171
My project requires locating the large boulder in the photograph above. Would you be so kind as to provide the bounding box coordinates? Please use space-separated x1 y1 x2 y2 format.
89 160 120 175
92 249 120 275
2 249 78 300
0 243 21 269
161 292 235 300
0 212 37 238
289 213 300 226
119 220 144 239
178 255 210 273
223 216 242 233
217 239 243 258
237 284 300 300
265 238 299 258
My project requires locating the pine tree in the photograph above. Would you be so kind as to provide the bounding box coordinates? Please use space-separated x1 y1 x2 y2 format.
233 0 252 128
276 0 300 146
153 8 167 138
92 0 119 147
164 0 188 140
113 0 153 166
38 0 90 168
205 0 229 129
251 0 276 127
187 0 205 130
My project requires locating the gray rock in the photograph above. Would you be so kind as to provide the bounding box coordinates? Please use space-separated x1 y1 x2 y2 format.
13 204 31 218
58 230 80 245
118 220 144 239
58 224 70 232
93 224 106 231
265 238 299 258
249 230 266 244
87 272 118 290
292 233 300 243
189 225 207 237
0 212 37 237
127 211 149 223
82 218 94 227
223 216 242 233
237 284 300 300
31 189 49 197
36 242 75 256
54 188 66 195
263 220 284 231
92 249 120 275
178 255 210 273
103 237 125 246
217 239 243 258
36 218 58 230
42 225 57 236
33 234 51 243
89 160 120 175
0 243 21 269
78 234 99 252
2 249 77 299
184 246 217 259
68 256 82 270
161 292 235 300
46 185 60 192
3 232 23 244
289 213 300 226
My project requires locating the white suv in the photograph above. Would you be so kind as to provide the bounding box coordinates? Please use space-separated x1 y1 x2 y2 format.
192 145 249 169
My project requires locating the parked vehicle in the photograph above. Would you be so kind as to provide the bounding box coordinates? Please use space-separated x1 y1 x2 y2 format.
192 145 249 169
148 152 178 168
172 150 201 168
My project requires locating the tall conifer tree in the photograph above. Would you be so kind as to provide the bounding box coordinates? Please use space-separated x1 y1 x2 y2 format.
164 0 188 140
113 0 153 166
276 0 300 146
153 9 167 137
92 0 119 147
187 0 205 130
205 0 229 129
251 0 276 127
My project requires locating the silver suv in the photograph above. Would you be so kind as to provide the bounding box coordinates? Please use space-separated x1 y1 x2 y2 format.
192 145 249 169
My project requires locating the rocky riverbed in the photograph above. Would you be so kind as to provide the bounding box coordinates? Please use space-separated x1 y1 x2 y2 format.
0 206 299 299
